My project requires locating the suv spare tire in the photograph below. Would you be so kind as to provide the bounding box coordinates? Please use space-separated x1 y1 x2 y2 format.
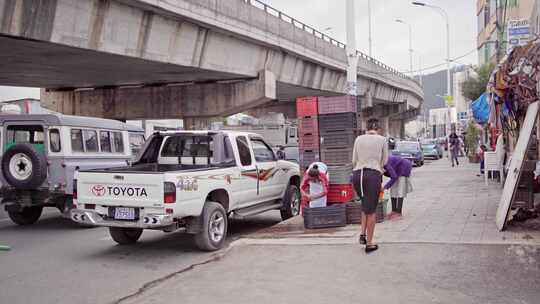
2 144 47 190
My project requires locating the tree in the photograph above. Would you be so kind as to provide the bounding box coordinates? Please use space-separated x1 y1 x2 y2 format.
461 63 495 102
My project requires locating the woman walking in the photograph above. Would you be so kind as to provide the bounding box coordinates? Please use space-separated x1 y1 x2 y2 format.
384 156 413 220
352 119 388 253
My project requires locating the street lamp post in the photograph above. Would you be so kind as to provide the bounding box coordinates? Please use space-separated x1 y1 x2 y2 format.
413 1 452 148
346 0 359 97
368 0 373 57
395 19 413 77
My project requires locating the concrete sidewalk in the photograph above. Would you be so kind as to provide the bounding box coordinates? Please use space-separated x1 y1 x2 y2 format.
245 158 540 246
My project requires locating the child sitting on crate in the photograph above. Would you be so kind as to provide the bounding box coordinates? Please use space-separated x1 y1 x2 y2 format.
300 163 329 209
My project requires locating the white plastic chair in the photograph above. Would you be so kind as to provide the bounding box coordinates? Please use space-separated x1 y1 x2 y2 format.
484 135 505 186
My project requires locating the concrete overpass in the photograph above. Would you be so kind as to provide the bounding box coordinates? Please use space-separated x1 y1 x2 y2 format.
0 0 423 135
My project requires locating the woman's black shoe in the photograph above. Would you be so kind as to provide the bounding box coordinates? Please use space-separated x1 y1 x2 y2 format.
365 244 379 253
359 234 367 245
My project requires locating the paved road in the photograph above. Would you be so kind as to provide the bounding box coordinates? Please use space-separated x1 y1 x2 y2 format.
0 209 282 304
124 243 540 304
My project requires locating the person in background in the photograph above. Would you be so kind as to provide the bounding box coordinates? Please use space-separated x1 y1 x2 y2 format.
477 144 487 176
384 156 413 220
352 118 388 253
300 163 329 208
449 131 460 167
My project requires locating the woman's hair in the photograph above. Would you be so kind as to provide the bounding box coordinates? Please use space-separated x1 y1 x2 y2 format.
367 118 380 131
308 165 320 178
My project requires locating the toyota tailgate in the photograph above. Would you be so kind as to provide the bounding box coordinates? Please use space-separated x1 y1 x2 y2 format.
76 171 165 208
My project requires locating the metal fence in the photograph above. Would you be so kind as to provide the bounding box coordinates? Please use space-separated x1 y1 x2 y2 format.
243 0 416 83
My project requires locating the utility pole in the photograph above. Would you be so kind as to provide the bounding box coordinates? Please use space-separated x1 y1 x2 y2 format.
368 0 373 57
346 0 359 97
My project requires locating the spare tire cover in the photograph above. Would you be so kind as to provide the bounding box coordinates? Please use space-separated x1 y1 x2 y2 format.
2 143 47 190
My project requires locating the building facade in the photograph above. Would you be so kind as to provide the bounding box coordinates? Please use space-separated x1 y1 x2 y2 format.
429 107 458 138
530 0 540 35
453 66 475 131
477 0 534 65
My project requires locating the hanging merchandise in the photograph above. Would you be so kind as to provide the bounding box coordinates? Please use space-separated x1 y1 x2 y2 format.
471 93 490 124
486 41 540 138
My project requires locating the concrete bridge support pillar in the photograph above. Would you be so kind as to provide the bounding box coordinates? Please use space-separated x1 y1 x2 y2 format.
41 71 277 122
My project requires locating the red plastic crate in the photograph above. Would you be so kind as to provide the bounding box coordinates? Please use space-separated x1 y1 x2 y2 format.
299 134 320 150
318 96 357 115
298 117 319 135
327 184 354 203
296 97 318 117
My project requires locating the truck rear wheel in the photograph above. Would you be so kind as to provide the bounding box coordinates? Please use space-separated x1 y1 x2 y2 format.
109 227 143 245
8 206 43 225
194 201 228 251
280 184 300 221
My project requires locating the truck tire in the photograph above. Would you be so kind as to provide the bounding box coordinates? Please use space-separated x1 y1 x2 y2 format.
280 184 300 221
8 206 43 225
109 227 143 245
2 144 47 190
194 201 228 251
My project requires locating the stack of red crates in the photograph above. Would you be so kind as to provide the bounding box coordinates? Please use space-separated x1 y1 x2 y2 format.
296 97 320 171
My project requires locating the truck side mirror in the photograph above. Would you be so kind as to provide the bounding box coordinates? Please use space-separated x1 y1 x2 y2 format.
277 150 285 160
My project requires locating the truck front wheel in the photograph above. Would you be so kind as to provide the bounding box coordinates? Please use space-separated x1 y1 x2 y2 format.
280 184 301 221
8 206 43 225
194 201 228 251
109 227 143 245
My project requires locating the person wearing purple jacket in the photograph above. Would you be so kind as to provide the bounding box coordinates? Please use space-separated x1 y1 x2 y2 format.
383 155 413 220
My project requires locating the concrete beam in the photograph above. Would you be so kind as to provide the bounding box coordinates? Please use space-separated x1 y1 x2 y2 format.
41 70 277 120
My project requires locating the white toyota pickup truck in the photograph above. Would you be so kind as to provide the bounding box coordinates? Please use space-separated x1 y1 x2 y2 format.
72 131 301 251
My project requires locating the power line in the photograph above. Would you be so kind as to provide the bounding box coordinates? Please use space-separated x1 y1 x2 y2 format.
358 48 478 77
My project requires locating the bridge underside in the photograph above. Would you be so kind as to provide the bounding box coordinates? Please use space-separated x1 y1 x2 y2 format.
0 0 422 136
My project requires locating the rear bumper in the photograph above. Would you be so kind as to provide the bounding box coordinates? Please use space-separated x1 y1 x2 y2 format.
70 209 174 229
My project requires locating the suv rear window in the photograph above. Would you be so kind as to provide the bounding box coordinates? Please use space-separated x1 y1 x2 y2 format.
6 125 45 152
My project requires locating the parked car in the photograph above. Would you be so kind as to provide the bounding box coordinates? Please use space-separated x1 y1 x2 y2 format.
422 144 443 159
72 131 301 251
392 141 424 166
0 114 144 225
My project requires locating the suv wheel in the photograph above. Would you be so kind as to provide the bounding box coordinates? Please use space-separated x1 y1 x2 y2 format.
2 144 47 190
8 206 43 225
109 227 143 245
280 184 300 221
194 201 227 251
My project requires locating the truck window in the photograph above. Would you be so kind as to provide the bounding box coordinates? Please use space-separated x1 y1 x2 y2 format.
251 139 276 162
236 136 252 166
83 130 98 152
161 136 213 158
129 133 145 155
71 129 84 152
100 131 112 152
49 129 61 152
113 132 124 153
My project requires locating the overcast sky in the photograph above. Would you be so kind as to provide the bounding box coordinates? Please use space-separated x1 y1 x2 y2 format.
263 0 478 71
0 0 477 101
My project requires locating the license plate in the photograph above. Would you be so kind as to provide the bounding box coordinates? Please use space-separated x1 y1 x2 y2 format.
114 207 136 220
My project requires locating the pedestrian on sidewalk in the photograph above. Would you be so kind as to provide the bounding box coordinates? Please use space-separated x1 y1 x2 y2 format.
300 163 329 209
383 156 413 220
449 131 460 167
352 118 388 253
477 144 487 176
